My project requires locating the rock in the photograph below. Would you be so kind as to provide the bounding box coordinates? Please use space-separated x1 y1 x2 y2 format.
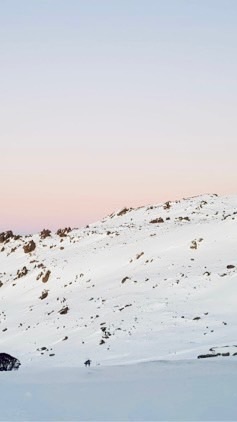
59 306 69 315
197 353 220 359
227 265 235 269
121 276 130 284
17 266 28 278
163 201 171 210
56 227 72 237
190 240 198 250
13 235 21 241
177 216 190 222
149 217 164 224
36 272 43 281
0 231 14 243
39 290 48 300
117 208 132 217
23 240 36 253
40 229 51 239
42 270 51 283
0 353 21 371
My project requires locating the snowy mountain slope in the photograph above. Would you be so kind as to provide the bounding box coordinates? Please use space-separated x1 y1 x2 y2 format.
0 193 237 367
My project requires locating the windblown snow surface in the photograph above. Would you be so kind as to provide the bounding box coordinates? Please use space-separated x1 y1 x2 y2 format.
0 193 237 420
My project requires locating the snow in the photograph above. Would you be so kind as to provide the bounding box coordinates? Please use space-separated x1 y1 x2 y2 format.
1 361 237 421
0 193 237 419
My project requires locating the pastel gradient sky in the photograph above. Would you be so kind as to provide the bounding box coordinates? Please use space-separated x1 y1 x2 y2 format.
1 0 237 233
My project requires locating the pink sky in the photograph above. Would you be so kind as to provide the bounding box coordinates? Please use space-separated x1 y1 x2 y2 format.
1 1 237 233
1 147 236 233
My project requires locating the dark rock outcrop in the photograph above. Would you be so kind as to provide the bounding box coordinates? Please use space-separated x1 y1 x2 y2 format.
17 266 28 278
59 306 69 315
42 270 51 283
56 227 72 237
117 208 132 217
149 217 164 224
39 290 48 300
163 201 171 210
197 353 220 359
0 231 14 243
40 229 51 239
23 240 36 254
0 353 21 371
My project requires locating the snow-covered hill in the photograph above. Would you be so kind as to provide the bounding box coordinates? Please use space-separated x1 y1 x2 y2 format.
0 193 237 367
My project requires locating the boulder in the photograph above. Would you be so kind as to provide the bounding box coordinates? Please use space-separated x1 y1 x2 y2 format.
42 270 51 283
56 227 72 237
0 353 21 371
40 229 51 239
23 240 36 253
149 217 164 224
0 231 14 243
